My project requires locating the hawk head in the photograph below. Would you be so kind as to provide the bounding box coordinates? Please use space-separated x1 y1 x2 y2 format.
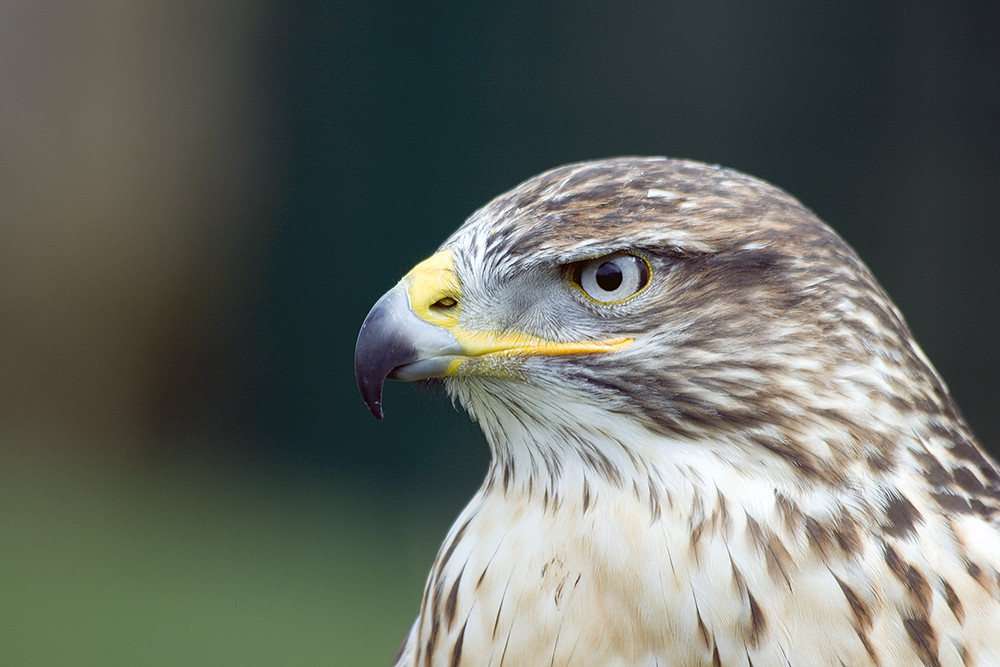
355 157 987 493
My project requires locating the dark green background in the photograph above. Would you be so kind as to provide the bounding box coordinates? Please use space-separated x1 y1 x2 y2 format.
264 0 1000 487
2 2 997 664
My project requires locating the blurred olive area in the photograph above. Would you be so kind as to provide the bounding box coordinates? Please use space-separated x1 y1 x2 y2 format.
0 1 997 664
0 446 449 665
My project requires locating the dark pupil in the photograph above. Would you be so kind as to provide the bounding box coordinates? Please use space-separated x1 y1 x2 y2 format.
595 261 623 291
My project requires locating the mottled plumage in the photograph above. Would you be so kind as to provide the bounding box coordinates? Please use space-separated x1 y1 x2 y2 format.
354 157 1000 666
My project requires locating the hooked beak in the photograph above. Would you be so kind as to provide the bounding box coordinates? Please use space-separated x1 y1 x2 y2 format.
354 282 463 420
354 249 633 419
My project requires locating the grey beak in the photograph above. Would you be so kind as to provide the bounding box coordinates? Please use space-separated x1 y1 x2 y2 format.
354 284 463 419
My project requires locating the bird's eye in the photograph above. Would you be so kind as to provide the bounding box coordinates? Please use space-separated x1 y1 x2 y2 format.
571 252 651 304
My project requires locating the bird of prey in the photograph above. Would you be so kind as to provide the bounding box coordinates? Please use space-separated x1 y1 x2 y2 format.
354 157 1000 666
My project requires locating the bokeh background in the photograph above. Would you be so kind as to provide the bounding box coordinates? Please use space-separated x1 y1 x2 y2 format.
2 1 998 664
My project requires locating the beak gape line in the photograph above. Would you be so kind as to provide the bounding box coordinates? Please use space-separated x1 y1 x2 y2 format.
355 249 634 419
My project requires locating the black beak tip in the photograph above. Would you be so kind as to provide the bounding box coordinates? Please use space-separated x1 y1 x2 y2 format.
355 353 388 421
362 388 385 421
355 295 401 421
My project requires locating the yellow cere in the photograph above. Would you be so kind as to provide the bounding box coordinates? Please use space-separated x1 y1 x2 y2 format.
404 250 634 374
403 249 463 328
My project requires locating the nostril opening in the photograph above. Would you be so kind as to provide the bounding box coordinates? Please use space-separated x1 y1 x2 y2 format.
431 296 458 310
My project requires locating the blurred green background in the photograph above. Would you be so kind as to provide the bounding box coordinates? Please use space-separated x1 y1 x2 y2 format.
1 1 997 664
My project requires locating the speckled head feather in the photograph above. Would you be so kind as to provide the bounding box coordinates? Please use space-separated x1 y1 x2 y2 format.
355 157 1000 666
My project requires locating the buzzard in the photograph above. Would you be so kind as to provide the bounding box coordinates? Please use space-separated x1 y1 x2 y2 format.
354 158 1000 666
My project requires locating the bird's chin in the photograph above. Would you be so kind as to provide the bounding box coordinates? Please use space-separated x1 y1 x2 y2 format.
388 356 463 382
